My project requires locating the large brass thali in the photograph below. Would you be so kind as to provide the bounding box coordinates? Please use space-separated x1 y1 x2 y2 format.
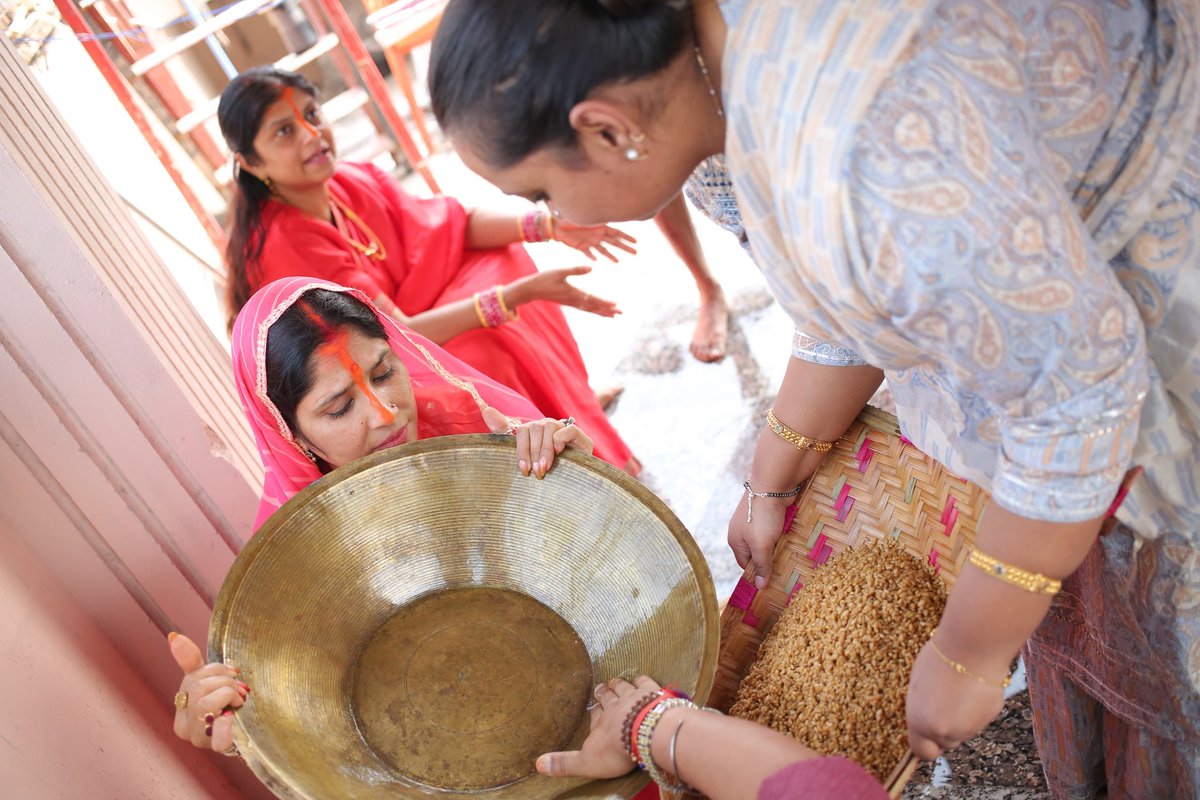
210 434 720 799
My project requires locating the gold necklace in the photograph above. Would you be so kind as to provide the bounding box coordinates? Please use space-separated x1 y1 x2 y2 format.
330 195 387 260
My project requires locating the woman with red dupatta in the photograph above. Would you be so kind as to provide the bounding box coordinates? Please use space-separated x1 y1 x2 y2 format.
217 66 639 474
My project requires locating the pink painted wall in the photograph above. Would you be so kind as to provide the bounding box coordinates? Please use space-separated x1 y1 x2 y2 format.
0 514 252 798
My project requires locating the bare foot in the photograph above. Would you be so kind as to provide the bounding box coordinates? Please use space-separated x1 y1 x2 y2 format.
690 291 730 363
595 385 625 412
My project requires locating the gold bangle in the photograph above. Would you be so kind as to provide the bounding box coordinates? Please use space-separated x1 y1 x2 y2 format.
496 285 519 321
968 550 1061 596
472 292 490 328
764 408 835 453
928 629 1011 690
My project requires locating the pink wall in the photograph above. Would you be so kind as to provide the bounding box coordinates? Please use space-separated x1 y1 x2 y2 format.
0 35 272 800
0 514 251 798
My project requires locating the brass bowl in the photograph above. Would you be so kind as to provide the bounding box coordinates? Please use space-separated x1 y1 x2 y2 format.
210 434 720 799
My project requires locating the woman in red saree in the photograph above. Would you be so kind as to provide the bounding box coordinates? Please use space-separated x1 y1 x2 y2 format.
217 66 638 473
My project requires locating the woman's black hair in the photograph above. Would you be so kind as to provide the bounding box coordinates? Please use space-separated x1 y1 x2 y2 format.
218 66 319 330
428 0 692 168
265 289 387 442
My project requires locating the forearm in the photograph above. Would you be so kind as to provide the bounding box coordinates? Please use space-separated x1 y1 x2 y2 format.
464 207 537 249
937 506 1103 671
751 359 884 491
648 707 818 800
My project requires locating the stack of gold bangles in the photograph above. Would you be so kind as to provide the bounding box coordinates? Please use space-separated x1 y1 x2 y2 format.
764 408 835 453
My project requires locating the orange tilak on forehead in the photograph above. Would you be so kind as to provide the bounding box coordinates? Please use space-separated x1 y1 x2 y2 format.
299 302 395 425
281 86 320 138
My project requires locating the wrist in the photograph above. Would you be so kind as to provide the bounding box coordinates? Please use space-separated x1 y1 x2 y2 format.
505 279 530 307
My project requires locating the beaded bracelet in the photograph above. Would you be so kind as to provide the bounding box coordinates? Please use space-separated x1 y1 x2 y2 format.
764 408 835 453
636 697 699 794
621 692 660 764
968 549 1061 596
742 480 803 524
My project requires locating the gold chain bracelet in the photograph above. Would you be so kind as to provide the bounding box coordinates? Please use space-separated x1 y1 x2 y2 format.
928 628 1011 690
968 550 1061 596
764 408 835 453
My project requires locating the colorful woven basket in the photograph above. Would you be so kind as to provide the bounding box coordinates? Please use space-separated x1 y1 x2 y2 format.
711 405 991 797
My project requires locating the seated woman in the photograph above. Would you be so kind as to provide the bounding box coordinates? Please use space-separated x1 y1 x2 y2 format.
169 276 593 749
218 66 637 474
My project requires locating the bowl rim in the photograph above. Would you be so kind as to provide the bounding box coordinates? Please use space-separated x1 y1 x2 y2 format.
209 433 720 799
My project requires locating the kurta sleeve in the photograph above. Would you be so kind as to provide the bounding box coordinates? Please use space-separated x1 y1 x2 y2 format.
844 43 1148 522
758 756 888 800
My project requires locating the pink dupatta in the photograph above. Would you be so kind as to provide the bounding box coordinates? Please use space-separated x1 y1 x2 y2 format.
232 277 542 530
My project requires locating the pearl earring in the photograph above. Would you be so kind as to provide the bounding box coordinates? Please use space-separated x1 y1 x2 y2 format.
625 147 647 161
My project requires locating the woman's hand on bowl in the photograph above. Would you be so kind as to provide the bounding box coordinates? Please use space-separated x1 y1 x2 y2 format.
482 407 595 478
169 632 247 753
537 675 662 779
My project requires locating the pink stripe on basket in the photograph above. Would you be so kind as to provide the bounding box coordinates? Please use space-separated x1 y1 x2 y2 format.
855 440 872 461
808 533 828 562
928 550 942 575
833 483 852 511
836 497 855 523
900 434 914 447
728 578 758 610
815 543 833 566
944 506 959 536
743 611 760 627
940 495 957 525
782 503 799 532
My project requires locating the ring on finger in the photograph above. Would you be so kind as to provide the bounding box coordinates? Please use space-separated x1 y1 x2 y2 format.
173 691 189 710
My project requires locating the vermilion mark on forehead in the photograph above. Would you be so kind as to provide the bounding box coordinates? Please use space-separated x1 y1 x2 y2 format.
299 301 395 424
281 86 320 139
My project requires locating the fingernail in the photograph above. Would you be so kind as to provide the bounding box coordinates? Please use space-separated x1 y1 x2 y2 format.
238 681 251 693
755 576 767 589
518 459 528 475
535 755 550 774
222 709 235 716
167 631 179 643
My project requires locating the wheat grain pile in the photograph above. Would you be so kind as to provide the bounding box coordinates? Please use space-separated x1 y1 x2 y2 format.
729 541 947 780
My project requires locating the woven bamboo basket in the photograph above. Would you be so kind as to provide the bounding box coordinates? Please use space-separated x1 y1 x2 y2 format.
711 405 992 798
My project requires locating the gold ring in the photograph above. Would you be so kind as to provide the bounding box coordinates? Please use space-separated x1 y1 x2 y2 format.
173 691 189 710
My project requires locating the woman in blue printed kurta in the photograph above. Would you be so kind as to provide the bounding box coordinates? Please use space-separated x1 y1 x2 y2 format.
428 0 1200 795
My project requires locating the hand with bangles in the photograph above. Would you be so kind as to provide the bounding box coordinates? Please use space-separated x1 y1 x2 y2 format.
169 632 246 756
537 676 889 800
